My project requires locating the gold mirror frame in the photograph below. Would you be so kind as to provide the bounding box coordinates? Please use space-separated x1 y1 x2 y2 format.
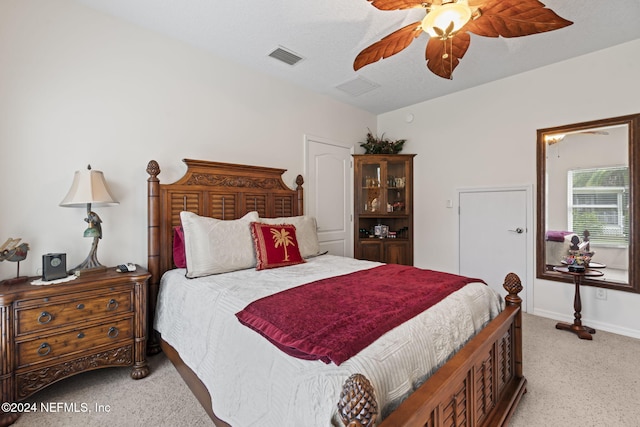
536 113 640 293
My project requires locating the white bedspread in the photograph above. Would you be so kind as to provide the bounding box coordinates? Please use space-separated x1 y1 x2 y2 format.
154 255 503 426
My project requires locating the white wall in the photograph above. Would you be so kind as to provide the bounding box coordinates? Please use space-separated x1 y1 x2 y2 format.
378 39 640 338
0 0 375 278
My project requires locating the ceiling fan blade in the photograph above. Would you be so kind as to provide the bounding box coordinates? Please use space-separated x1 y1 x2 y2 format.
425 31 471 79
465 0 572 38
366 0 427 11
354 22 423 71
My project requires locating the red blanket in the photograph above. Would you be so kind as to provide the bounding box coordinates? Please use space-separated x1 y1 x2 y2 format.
236 264 483 365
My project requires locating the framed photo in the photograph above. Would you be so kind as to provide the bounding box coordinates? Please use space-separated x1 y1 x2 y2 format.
380 225 389 238
374 225 382 236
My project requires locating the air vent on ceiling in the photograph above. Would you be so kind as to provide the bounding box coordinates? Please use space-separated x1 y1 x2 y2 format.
268 47 304 66
335 76 380 97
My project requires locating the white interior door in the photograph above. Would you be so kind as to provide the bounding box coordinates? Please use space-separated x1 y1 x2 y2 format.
305 135 353 257
458 187 532 311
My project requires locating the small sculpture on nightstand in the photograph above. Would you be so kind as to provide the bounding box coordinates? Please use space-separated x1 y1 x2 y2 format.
85 211 103 238
0 237 30 284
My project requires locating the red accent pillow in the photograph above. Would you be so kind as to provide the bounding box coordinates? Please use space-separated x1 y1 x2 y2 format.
173 226 187 268
250 222 305 270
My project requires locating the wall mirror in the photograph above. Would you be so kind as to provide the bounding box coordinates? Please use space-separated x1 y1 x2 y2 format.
536 113 640 293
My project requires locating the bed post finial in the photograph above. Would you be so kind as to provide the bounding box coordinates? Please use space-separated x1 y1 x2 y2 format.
503 272 523 306
338 373 378 427
147 160 160 179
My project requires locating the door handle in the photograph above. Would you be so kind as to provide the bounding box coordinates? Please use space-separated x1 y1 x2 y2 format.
509 227 524 234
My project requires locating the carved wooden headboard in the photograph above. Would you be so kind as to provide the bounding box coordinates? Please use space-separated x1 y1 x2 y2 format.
145 158 304 352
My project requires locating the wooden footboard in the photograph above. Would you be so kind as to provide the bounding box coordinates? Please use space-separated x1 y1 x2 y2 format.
338 273 526 427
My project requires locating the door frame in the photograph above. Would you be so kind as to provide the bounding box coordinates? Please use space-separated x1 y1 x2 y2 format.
304 134 355 257
456 185 534 313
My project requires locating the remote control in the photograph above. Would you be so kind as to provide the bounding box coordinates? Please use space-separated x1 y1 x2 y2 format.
116 263 137 273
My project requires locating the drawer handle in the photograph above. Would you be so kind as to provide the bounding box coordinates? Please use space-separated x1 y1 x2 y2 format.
77 332 85 339
37 311 52 324
107 327 119 339
37 343 51 356
106 299 119 311
76 303 85 310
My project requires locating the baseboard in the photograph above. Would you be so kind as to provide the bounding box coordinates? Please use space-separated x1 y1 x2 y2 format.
531 309 640 340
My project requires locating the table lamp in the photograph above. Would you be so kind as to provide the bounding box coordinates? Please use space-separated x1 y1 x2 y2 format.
60 165 119 274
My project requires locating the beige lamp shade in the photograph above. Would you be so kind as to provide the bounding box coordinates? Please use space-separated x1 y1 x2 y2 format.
60 166 119 207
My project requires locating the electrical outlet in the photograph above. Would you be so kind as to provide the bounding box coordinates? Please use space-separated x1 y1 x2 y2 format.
595 288 607 300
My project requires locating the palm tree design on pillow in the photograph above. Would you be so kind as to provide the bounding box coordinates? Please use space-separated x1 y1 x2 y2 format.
270 227 296 262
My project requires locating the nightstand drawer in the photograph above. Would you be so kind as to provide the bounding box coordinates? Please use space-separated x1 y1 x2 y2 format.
17 317 133 367
16 290 133 335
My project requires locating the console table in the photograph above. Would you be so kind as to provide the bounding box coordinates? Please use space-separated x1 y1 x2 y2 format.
553 266 604 340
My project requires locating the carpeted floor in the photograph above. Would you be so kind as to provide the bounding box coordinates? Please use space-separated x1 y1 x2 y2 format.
14 349 211 426
510 314 640 427
13 313 640 426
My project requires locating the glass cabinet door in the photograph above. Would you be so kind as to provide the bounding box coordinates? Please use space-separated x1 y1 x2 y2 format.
386 160 408 214
360 162 382 214
359 159 409 215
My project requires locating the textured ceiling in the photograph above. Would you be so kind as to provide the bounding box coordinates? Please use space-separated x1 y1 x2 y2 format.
75 0 640 114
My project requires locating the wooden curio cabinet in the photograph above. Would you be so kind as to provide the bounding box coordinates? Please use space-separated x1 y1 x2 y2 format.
353 154 415 265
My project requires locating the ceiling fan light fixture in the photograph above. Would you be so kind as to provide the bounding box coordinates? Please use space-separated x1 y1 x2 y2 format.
544 134 566 144
422 0 472 39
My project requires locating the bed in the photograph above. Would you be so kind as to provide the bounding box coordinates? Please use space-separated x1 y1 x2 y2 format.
146 158 527 427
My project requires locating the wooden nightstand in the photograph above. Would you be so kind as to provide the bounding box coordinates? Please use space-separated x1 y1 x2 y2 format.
0 266 150 426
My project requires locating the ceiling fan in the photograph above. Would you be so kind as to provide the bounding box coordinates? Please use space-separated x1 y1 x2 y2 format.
354 0 573 79
545 130 610 145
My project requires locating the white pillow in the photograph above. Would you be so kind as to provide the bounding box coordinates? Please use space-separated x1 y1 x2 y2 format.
180 211 259 278
257 215 320 258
